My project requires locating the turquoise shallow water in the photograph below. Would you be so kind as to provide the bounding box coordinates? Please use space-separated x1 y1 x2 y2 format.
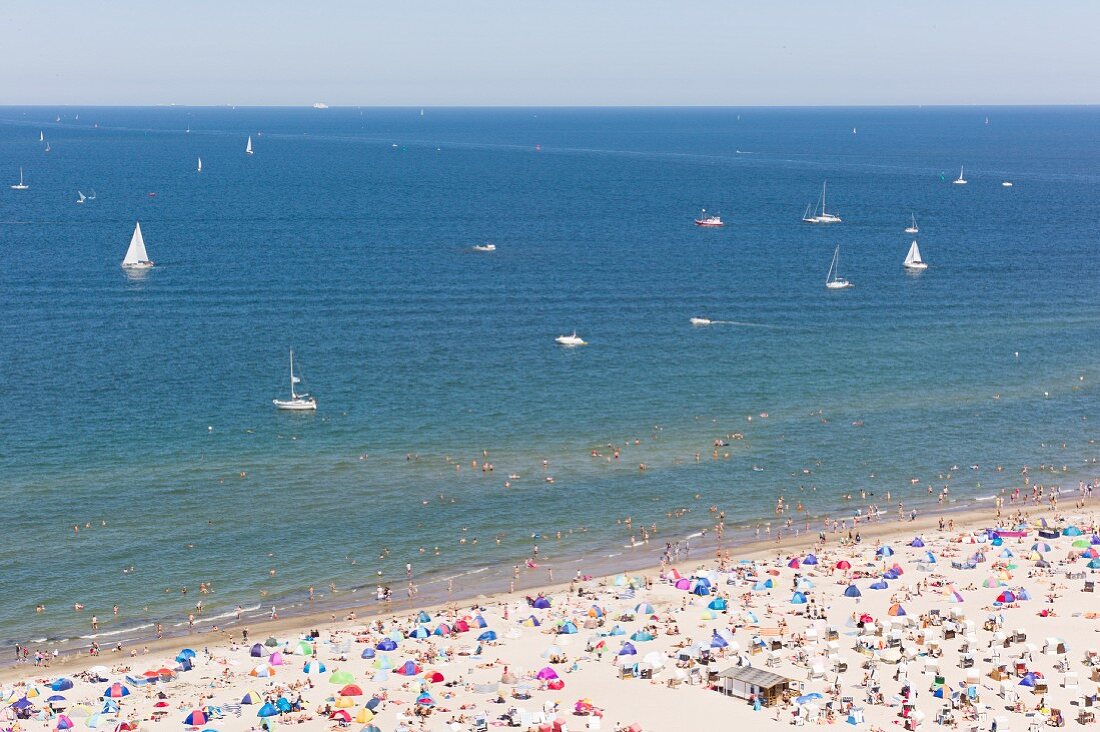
0 106 1097 647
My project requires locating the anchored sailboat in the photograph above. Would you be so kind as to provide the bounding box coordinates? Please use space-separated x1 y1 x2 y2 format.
10 167 29 190
903 240 928 271
246 136 253 155
825 246 853 289
803 182 842 224
273 350 317 410
905 214 919 234
953 166 967 185
121 222 154 270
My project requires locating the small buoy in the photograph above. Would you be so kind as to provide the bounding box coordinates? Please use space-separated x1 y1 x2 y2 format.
208 426 213 431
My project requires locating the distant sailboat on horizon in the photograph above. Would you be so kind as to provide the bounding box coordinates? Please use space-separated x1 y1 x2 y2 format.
121 222 154 270
197 157 203 172
38 131 44 142
76 191 86 204
954 166 967 185
246 136 253 155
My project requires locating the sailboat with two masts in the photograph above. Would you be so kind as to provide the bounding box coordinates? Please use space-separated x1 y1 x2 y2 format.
803 181 842 224
825 245 853 289
273 350 317 410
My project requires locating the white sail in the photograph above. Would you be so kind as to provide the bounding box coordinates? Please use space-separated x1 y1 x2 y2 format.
38 131 43 142
197 157 203 172
122 222 150 266
905 241 922 265
77 191 86 203
246 136 253 154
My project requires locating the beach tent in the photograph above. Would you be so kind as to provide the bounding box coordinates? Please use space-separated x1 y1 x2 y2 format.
700 609 719 620
183 710 207 726
835 560 852 570
240 691 262 705
923 551 938 564
634 603 654 614
394 661 422 676
257 703 278 718
51 679 73 692
249 644 269 657
752 579 773 591
844 585 862 598
996 591 1017 604
710 632 729 649
302 661 326 674
416 611 431 623
999 549 1014 558
788 558 800 569
329 670 354 685
618 642 638 656
359 647 375 659
268 652 284 666
473 614 488 627
55 714 75 730
433 623 452 636
888 604 906 616
531 597 552 609
558 621 579 635
415 692 435 706
791 592 808 604
708 598 727 611
1064 526 1084 536
876 546 894 557
883 569 900 580
355 708 375 724
408 626 429 639
797 578 815 590
372 656 394 671
176 648 196 660
339 684 363 697
521 616 541 627
869 580 888 590
608 625 626 636
477 631 497 642
1032 542 1052 552
375 638 398 651
536 667 560 679
804 553 819 565
1087 558 1100 569
1017 588 1032 601
102 684 130 699
631 630 655 642
453 619 470 633
910 538 925 548
248 664 275 678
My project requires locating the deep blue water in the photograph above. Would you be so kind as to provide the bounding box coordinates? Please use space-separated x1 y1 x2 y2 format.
1 106 1098 647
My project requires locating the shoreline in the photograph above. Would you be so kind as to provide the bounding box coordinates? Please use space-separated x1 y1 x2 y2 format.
2 497 1045 685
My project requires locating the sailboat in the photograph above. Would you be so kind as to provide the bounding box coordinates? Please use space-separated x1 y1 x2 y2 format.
903 240 928 271
121 222 154 270
197 157 203 172
905 214 919 234
953 166 967 185
38 131 43 142
44 141 50 152
555 331 587 347
245 136 253 155
802 182 842 224
10 167 29 190
825 246 853 289
88 189 97 200
76 191 86 204
273 350 317 410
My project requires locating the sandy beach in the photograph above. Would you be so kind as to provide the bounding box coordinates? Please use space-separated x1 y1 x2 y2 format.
6 493 1100 732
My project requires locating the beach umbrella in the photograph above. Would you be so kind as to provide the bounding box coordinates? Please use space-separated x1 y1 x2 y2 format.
375 638 398 651
257 703 278 718
55 714 75 730
47 694 68 704
888 604 906 616
249 664 275 678
360 647 375 659
415 692 435 707
843 584 862 598
10 697 32 710
183 710 207 726
869 580 888 590
240 691 263 705
477 630 497 642
1032 542 1052 552
102 684 130 699
394 660 422 676
634 602 654 614
50 679 73 692
329 670 354 685
302 660 327 674
339 684 363 697
835 560 851 570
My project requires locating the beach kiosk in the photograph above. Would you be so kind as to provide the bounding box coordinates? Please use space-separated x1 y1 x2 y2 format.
718 666 792 707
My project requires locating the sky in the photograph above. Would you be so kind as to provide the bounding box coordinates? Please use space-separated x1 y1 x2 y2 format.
1 1 1094 106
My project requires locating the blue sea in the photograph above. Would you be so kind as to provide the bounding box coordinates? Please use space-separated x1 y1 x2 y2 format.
1 106 1098 649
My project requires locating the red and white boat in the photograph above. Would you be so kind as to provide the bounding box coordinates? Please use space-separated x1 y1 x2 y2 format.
694 209 724 227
